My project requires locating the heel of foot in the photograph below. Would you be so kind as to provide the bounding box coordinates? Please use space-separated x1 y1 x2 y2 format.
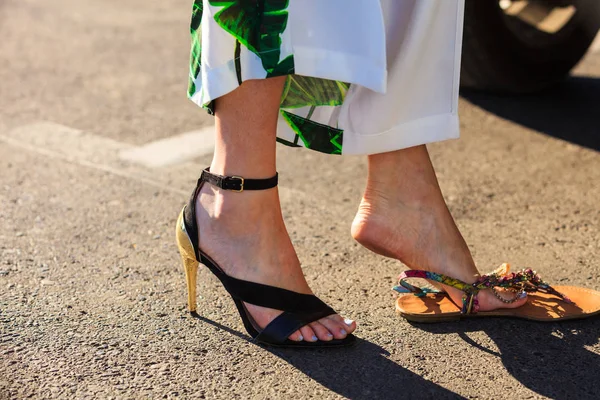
351 215 401 260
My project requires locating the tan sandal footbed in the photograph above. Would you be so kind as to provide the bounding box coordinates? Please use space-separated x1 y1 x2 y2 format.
396 286 600 323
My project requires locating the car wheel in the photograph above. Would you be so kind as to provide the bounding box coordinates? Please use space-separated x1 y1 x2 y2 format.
461 0 600 93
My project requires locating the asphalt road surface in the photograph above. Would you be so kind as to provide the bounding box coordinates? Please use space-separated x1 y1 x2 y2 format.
1 1 600 399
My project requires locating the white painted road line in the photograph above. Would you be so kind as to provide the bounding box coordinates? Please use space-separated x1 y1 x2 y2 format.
0 122 189 196
6 122 131 161
0 121 330 211
119 126 215 168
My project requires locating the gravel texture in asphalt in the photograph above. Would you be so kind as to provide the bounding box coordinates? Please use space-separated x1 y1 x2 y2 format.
1 1 599 399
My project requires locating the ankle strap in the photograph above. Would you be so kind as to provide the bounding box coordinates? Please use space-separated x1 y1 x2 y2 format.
200 168 278 192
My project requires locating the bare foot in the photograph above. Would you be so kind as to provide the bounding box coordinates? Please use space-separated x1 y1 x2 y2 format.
196 183 356 342
351 146 527 312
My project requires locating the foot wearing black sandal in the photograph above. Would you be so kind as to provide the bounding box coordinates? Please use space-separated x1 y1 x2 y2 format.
176 168 356 347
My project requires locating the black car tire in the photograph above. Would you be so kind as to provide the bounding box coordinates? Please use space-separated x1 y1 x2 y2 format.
460 0 599 94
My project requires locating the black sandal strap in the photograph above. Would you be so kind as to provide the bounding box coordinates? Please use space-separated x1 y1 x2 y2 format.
200 168 278 192
255 309 336 344
223 277 333 313
200 250 337 344
200 252 334 313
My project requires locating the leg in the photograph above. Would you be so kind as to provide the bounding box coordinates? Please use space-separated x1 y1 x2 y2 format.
351 145 527 311
197 78 356 342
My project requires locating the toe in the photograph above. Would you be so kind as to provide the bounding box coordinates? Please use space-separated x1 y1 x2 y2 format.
309 321 334 341
328 314 357 334
300 325 318 342
288 330 304 342
478 289 528 312
495 289 528 309
319 316 349 340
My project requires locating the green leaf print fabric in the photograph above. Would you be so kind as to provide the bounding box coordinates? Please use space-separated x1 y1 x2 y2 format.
187 0 350 155
280 76 349 109
188 0 203 98
188 0 466 156
209 0 293 76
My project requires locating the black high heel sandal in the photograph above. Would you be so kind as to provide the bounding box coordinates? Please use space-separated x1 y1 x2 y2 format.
175 168 356 347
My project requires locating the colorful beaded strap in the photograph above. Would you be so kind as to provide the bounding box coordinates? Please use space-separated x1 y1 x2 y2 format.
393 263 572 314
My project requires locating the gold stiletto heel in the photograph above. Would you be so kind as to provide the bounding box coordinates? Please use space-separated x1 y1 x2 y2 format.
176 210 200 313
182 255 199 313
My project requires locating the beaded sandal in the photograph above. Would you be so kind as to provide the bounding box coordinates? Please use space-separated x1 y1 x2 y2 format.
394 263 600 322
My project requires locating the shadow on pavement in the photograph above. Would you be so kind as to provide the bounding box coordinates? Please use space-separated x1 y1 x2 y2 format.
271 338 462 400
415 317 600 400
191 313 251 342
461 76 600 152
192 314 463 399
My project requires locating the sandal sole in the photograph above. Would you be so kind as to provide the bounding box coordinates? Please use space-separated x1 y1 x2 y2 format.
396 285 600 323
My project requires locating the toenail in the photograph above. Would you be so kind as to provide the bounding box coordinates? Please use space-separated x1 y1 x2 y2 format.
344 319 354 326
340 329 347 336
311 335 318 342
327 333 333 338
518 292 527 299
297 335 303 341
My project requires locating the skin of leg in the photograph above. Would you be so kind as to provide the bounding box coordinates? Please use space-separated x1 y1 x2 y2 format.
197 77 356 342
352 145 527 311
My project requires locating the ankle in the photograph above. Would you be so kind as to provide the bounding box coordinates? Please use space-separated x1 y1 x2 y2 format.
197 184 281 230
366 146 445 208
209 155 276 178
361 180 444 216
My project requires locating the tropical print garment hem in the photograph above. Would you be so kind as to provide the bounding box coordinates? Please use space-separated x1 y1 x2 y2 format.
188 0 465 156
